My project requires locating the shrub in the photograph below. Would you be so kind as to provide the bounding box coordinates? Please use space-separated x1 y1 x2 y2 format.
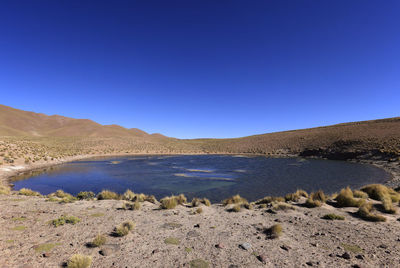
361 184 400 202
19 188 41 196
160 196 178 209
322 213 345 220
305 198 322 208
223 195 247 205
144 195 157 203
114 221 135 237
357 202 386 222
91 234 106 247
194 207 203 214
310 190 326 203
264 224 282 239
285 193 300 202
76 191 95 200
353 190 368 199
231 204 241 212
97 190 120 200
51 215 81 227
67 254 92 268
381 195 396 214
122 201 141 211
191 198 201 207
202 198 211 206
176 194 187 205
255 196 284 205
335 187 365 207
295 189 308 198
123 189 135 201
0 185 10 195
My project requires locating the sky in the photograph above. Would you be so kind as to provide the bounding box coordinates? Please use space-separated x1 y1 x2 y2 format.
0 1 399 139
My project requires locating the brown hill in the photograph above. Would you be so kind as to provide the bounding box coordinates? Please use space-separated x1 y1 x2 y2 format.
0 104 153 138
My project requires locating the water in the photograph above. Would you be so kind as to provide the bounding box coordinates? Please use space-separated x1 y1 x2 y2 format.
11 155 390 202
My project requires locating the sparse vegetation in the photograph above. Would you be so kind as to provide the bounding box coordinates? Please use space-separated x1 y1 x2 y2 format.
51 215 81 227
97 190 120 200
67 254 92 268
322 213 345 220
19 188 41 196
76 191 95 200
164 237 180 245
223 194 248 205
335 187 365 207
122 201 141 210
114 221 135 236
91 234 107 247
357 202 386 222
0 185 10 195
160 196 178 209
264 224 282 239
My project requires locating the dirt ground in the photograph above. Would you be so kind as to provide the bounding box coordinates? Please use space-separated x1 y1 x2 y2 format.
1 192 400 268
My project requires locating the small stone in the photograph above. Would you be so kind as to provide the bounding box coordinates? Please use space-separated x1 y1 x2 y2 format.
99 249 112 256
341 252 351 260
280 245 290 251
257 254 267 264
42 252 51 258
215 243 224 249
306 261 313 266
379 244 388 249
239 242 252 251
194 224 200 228
151 249 159 255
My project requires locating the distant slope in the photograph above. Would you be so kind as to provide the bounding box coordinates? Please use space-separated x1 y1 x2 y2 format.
0 104 155 138
188 117 400 159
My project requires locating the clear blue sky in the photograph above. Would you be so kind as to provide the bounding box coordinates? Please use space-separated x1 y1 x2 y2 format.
0 1 399 138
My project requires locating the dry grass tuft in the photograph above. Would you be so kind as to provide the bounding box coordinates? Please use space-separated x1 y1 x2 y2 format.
223 194 248 205
19 188 41 196
273 202 295 211
76 191 95 200
264 224 282 239
51 215 81 227
322 213 345 220
357 202 386 222
353 190 368 199
0 185 11 195
122 201 141 211
361 184 399 214
67 254 92 268
97 190 120 200
305 198 322 208
91 234 106 247
114 221 135 236
255 196 285 205
335 187 365 207
160 196 178 209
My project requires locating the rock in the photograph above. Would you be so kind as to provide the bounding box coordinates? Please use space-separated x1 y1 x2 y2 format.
280 245 290 251
239 242 252 251
194 224 200 228
42 252 51 258
355 254 364 260
341 252 351 260
257 254 267 264
215 243 224 249
306 261 313 266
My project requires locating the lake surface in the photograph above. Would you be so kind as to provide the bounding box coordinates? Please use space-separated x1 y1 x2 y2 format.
11 155 390 202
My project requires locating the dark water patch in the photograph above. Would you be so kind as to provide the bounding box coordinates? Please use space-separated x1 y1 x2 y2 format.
11 155 390 202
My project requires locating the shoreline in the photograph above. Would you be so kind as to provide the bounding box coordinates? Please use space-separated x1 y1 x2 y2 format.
2 152 399 200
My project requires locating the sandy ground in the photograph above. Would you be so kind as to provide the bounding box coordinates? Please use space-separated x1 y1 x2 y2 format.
1 193 400 268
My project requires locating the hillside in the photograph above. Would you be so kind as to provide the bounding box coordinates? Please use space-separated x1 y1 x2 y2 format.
0 104 157 138
0 104 399 163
